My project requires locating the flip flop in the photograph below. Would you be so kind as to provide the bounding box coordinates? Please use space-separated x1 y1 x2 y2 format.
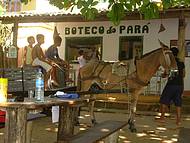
176 121 182 126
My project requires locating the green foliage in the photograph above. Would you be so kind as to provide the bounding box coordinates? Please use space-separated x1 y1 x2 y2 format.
162 0 172 9
107 2 125 25
20 0 31 5
140 2 159 19
19 0 190 25
0 5 3 15
49 0 65 9
0 24 12 46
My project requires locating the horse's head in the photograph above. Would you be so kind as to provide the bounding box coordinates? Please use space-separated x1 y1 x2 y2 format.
160 47 177 70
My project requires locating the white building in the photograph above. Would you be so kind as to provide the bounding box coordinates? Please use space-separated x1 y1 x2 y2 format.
55 18 190 94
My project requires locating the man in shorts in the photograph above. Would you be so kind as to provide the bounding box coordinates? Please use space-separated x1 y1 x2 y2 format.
156 47 185 126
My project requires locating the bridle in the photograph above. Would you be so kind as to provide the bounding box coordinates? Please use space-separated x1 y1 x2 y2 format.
162 49 172 68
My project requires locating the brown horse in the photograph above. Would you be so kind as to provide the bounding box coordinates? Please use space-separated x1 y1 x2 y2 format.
77 46 177 132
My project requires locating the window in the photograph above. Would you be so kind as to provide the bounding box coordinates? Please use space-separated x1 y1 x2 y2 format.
119 36 143 60
65 37 103 62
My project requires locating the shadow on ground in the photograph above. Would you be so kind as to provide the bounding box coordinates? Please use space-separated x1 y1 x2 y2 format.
0 110 189 143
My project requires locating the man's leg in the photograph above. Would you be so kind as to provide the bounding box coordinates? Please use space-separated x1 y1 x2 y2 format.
155 103 166 122
50 67 59 87
176 106 181 125
160 104 167 120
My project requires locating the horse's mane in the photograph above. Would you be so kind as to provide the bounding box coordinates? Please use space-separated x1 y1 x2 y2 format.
140 48 162 58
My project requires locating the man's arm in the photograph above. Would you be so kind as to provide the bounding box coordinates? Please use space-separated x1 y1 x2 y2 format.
23 46 27 65
36 46 50 64
183 69 186 78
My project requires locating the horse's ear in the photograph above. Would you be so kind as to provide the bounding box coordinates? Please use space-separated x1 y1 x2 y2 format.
158 40 169 49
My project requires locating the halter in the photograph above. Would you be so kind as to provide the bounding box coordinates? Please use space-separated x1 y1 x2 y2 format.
162 49 172 68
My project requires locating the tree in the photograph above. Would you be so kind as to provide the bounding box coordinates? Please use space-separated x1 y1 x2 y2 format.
16 0 190 25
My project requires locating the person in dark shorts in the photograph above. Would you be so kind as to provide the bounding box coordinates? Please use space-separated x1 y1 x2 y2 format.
156 47 185 126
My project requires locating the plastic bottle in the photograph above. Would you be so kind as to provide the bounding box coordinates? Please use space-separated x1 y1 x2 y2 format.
35 68 44 102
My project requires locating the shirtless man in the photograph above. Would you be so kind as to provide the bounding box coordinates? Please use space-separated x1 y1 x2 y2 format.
45 35 70 81
23 36 35 65
32 34 58 88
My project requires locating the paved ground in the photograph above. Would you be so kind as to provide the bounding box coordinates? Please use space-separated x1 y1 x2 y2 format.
0 109 189 143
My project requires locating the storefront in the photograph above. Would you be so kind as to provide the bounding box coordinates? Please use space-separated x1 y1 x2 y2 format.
56 18 178 61
56 18 190 94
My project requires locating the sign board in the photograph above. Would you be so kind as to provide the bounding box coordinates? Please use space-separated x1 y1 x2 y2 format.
8 45 17 58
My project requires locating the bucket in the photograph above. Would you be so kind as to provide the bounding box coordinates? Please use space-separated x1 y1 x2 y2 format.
0 78 8 103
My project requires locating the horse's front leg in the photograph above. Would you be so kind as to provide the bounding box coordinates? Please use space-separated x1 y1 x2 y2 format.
128 91 140 133
87 94 97 125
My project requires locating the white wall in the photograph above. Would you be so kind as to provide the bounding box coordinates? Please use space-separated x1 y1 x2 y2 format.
143 19 178 53
57 18 178 58
184 18 190 91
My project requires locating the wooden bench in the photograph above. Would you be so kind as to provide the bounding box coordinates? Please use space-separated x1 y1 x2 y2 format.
0 66 47 143
58 120 128 143
0 112 46 143
26 113 47 143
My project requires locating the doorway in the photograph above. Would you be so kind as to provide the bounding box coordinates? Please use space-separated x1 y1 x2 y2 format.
65 37 103 62
119 36 143 60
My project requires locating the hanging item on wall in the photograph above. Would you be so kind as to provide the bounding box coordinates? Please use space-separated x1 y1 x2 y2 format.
158 23 166 33
158 15 166 33
7 45 17 58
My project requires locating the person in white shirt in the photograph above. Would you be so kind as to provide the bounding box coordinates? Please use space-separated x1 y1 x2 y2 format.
77 50 86 68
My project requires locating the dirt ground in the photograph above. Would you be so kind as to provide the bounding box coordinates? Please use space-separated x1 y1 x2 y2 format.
0 110 189 143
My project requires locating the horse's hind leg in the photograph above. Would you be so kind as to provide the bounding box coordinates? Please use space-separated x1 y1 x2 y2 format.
128 118 137 133
128 91 140 133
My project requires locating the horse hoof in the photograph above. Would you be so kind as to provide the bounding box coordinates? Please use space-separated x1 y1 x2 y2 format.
130 128 137 133
74 120 80 126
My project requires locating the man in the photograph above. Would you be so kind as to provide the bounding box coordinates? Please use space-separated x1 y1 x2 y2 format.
88 47 100 62
45 35 70 81
156 47 185 126
45 36 62 60
32 34 58 88
77 50 87 68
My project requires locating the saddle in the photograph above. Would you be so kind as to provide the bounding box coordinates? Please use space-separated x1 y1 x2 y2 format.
112 60 136 76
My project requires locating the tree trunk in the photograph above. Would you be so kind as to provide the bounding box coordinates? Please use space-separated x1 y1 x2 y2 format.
178 11 186 62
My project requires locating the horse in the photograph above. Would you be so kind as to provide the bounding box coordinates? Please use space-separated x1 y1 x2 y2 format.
77 46 177 132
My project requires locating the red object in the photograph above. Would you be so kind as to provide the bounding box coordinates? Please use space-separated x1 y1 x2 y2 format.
0 110 5 123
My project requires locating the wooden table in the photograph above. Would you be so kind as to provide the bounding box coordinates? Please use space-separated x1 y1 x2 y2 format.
0 97 89 143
